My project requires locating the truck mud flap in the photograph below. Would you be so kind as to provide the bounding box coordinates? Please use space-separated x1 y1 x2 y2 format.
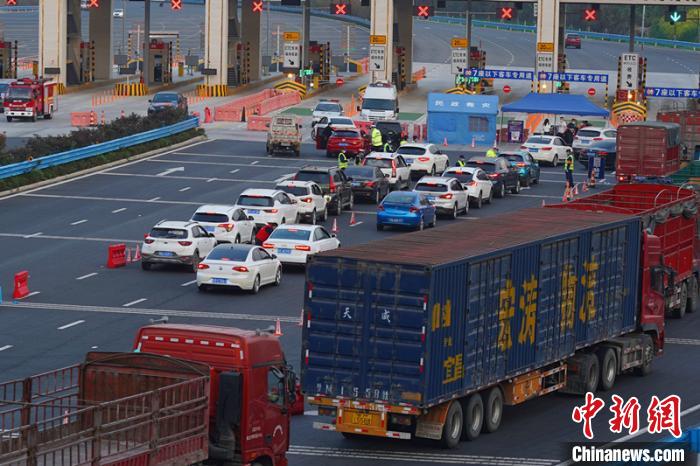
415 402 451 440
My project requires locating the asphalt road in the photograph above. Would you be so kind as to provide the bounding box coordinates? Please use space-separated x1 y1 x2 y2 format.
1 136 700 465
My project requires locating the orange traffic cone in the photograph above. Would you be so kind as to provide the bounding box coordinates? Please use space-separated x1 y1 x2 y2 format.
331 218 338 234
297 309 304 327
125 247 132 263
349 211 357 226
274 318 283 336
100 110 106 125
573 184 579 196
541 199 546 208
443 137 448 147
120 109 125 118
583 182 589 193
133 245 142 262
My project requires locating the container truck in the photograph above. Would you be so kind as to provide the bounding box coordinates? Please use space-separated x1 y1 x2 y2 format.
657 110 700 161
302 208 666 448
548 184 699 318
0 324 297 466
615 122 681 182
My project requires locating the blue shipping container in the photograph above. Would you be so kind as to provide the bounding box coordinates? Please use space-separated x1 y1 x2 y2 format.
302 208 641 408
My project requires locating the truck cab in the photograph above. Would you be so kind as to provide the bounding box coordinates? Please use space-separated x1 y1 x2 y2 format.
360 81 399 121
4 77 57 122
134 324 295 466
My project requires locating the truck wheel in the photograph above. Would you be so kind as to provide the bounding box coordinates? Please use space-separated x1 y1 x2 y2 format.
634 338 654 377
596 347 617 391
440 401 463 449
482 387 503 433
44 113 52 120
674 282 688 318
582 353 599 393
6 116 11 122
460 393 483 441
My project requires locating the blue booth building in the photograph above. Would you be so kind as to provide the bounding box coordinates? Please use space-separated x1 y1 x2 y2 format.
427 93 499 145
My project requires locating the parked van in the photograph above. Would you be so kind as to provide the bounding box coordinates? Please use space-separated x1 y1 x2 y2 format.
360 81 399 121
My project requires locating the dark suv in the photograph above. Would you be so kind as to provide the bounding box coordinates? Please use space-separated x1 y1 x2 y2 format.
293 165 354 215
375 120 404 150
466 156 520 198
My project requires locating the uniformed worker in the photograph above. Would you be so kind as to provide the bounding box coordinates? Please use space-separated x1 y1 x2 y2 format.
383 141 393 152
371 125 383 152
564 154 575 199
485 146 498 158
338 150 348 169
456 155 466 167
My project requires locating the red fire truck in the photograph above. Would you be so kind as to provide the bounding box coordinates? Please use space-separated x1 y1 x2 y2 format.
3 77 58 122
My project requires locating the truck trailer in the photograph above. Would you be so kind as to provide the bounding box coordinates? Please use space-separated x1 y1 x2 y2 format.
615 122 681 182
302 208 665 447
657 110 700 161
0 325 297 466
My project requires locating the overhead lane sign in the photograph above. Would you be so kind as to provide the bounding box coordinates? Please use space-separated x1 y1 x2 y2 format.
466 68 534 81
645 87 700 99
283 43 300 68
538 72 609 83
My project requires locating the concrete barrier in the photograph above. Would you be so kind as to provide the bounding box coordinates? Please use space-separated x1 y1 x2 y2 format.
71 112 93 127
214 89 279 122
260 91 302 115
247 115 272 131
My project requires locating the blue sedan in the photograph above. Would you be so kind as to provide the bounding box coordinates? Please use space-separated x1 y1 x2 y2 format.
377 191 437 231
501 151 540 186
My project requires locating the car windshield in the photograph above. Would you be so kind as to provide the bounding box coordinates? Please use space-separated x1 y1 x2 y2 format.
344 167 375 179
577 129 601 138
364 158 393 169
526 137 552 145
315 103 341 112
502 154 525 163
207 247 250 261
8 87 31 99
270 228 312 241
192 212 230 223
415 183 448 192
383 192 416 205
397 146 427 156
278 185 309 196
150 228 187 239
237 195 274 207
295 172 328 184
152 93 178 103
331 130 359 138
568 34 580 39
466 161 496 173
330 118 353 126
444 171 474 184
362 98 396 111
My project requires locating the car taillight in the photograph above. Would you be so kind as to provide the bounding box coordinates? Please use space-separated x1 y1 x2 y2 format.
489 173 499 178
301 197 313 203
417 157 430 162
197 263 209 270
266 209 279 213
329 177 336 193
377 205 385 211
516 162 526 167
144 238 154 244
233 266 249 272
439 193 453 199
542 146 553 150
178 241 193 246
593 137 603 141
217 223 234 231
409 206 419 213
363 181 375 187
391 161 397 178
262 243 275 249
598 151 608 156
520 145 527 149
295 245 311 251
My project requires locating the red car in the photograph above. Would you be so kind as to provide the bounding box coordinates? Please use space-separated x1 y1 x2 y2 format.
326 127 370 159
564 33 581 49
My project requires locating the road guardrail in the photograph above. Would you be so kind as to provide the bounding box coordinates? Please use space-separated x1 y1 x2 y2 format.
0 116 199 181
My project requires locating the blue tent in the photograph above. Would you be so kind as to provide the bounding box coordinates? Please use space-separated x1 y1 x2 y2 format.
501 93 609 117
427 93 498 145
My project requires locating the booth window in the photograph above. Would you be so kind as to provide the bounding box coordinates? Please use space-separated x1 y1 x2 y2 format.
469 116 489 132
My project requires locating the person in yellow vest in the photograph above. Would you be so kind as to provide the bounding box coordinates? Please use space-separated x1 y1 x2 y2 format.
370 125 383 152
564 154 575 200
383 141 393 152
337 151 348 169
456 155 466 167
485 146 498 157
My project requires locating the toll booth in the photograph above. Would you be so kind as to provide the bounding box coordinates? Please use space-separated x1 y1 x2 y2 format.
147 39 172 84
79 41 94 83
0 41 17 79
393 46 407 91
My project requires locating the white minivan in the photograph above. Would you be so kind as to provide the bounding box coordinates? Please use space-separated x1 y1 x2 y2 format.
360 81 399 121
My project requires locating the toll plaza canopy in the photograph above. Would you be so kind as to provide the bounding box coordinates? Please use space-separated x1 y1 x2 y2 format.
427 93 498 145
501 93 609 117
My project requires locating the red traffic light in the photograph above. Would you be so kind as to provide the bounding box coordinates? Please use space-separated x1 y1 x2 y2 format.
6 0 17 5
252 0 263 12
331 3 350 15
584 8 597 21
413 5 431 18
500 7 514 20
171 0 182 10
88 0 99 6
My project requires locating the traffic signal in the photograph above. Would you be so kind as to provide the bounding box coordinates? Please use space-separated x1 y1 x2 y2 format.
6 0 17 6
171 0 182 10
413 5 431 18
668 6 683 23
88 0 99 7
331 3 350 15
252 0 263 13
583 4 598 21
499 7 515 21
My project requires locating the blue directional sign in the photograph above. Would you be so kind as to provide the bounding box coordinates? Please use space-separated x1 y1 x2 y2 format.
645 87 700 99
538 72 609 84
465 68 534 81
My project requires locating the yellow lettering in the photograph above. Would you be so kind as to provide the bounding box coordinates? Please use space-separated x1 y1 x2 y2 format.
579 261 599 323
432 303 441 331
442 300 452 329
442 353 464 384
560 264 577 332
498 279 516 352
518 275 538 345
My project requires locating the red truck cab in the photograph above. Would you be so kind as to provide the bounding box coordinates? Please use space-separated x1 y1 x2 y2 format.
4 77 57 122
134 324 295 466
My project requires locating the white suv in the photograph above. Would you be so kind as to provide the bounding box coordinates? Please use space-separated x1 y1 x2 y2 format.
413 176 469 218
235 189 300 226
362 152 411 190
396 143 450 178
572 127 617 158
141 221 217 272
275 180 328 224
190 205 256 244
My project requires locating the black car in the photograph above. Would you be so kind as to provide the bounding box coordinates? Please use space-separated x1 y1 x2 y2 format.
343 165 391 204
148 92 188 116
578 139 617 170
466 156 520 198
293 166 353 215
375 120 403 150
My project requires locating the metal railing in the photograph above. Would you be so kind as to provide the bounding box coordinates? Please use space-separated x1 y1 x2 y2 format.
0 117 199 181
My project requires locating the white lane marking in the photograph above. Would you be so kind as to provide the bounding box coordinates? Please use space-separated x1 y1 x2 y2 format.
349 221 364 227
274 173 296 183
0 345 13 352
23 193 201 206
250 161 259 165
70 219 88 225
76 272 98 280
0 232 139 244
1 301 301 323
148 196 161 201
181 280 197 287
23 232 42 238
151 158 333 170
229 169 240 174
667 337 700 346
175 152 333 164
25 291 41 298
123 298 147 307
111 208 127 213
179 186 191 192
57 320 85 330
155 166 185 177
206 178 217 183
101 172 275 184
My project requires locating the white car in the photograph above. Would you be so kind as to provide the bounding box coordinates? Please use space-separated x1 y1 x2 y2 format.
275 180 328 224
442 166 494 208
312 100 344 123
572 126 617 157
263 224 340 265
113 8 124 18
141 221 217 272
235 189 300 226
196 244 281 294
190 205 256 244
362 152 411 190
521 135 572 167
311 116 355 140
396 143 450 178
413 176 469 218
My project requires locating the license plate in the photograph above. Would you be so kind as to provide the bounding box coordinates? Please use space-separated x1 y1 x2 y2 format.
339 143 348 147
352 182 361 187
204 226 215 233
278 248 292 254
529 148 539 152
404 159 414 165
580 140 590 145
212 278 228 284
389 218 403 223
348 411 378 427
157 251 175 257
247 209 260 214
